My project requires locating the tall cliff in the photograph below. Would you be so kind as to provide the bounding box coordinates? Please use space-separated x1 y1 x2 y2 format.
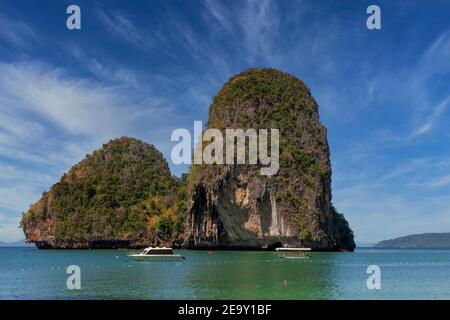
185 68 355 251
21 137 187 249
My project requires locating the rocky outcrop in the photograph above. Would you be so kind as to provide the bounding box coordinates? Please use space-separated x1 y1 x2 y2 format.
21 137 187 249
185 68 355 251
188 169 295 249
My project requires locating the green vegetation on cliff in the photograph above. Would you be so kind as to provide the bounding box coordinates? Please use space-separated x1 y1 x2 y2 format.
21 137 187 247
191 68 329 184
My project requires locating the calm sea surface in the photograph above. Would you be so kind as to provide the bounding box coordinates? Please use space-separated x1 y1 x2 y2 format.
1 247 449 299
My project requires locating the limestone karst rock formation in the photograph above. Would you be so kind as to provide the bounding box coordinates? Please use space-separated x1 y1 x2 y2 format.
185 68 355 251
21 137 186 249
21 69 355 252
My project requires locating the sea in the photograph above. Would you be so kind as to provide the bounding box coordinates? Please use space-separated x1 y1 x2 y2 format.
0 247 449 299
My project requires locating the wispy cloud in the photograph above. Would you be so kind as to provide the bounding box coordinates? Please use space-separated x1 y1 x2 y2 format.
0 61 136 136
420 31 450 75
406 31 450 136
413 96 450 136
0 11 38 48
0 59 188 139
239 0 280 64
408 174 450 189
69 46 140 87
97 9 155 49
202 0 234 33
201 0 282 65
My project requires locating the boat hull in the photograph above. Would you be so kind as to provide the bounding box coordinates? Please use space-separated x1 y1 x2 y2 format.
128 254 184 261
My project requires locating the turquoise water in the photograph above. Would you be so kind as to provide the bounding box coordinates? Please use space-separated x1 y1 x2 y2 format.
1 247 449 299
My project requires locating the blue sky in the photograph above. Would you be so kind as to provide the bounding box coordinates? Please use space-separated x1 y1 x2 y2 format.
0 0 449 244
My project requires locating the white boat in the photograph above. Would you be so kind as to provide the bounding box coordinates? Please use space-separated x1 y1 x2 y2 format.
128 247 184 261
275 247 312 259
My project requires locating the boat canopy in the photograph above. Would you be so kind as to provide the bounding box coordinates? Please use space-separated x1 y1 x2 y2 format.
142 247 174 255
275 247 312 252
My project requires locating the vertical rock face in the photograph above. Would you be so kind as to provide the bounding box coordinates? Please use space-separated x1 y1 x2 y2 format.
186 68 355 251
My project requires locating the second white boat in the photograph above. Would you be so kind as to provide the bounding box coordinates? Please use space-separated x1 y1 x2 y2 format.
128 247 184 261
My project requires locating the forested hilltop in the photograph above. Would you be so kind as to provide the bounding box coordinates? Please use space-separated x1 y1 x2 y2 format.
21 137 187 248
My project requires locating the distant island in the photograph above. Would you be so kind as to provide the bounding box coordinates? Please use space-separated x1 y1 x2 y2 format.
0 239 34 247
375 233 450 248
